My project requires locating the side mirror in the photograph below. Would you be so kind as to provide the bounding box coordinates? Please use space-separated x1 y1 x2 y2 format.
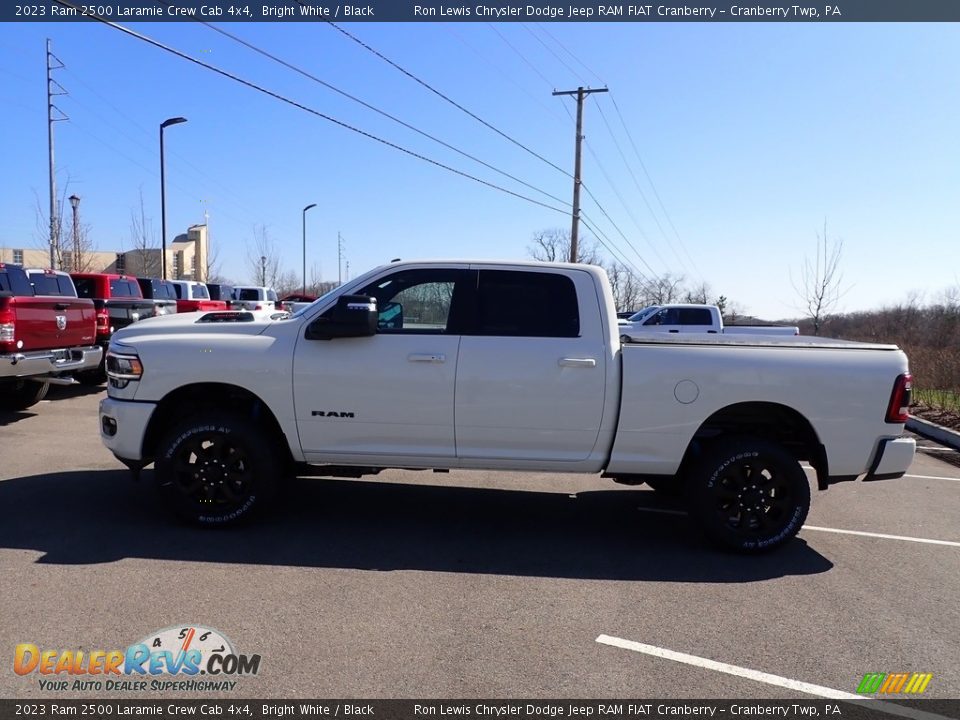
306 295 378 340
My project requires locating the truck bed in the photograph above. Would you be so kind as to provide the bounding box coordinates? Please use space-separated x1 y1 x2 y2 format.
620 333 899 351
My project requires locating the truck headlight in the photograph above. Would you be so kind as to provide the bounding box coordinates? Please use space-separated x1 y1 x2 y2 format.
106 351 144 383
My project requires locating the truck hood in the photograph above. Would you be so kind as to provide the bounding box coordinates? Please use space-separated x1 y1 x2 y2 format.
111 309 291 342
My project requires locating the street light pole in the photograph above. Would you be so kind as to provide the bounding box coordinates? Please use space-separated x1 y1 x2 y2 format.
160 117 188 280
68 194 80 272
260 255 267 287
302 203 317 295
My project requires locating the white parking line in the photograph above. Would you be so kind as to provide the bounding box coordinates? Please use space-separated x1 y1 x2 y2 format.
905 473 960 482
634 508 960 547
801 526 960 547
595 634 951 720
802 467 960 483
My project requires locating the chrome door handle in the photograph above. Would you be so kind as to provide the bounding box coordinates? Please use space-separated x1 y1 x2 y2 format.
558 358 596 368
408 353 446 363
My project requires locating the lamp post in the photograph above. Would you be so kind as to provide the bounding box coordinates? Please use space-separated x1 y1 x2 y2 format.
160 117 188 280
260 255 267 287
302 203 317 295
68 194 80 272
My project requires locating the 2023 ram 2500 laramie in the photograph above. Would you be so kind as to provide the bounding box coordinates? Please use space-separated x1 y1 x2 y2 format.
98 261 915 552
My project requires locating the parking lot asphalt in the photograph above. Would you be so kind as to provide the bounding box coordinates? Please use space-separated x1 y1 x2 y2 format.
1 385 958 702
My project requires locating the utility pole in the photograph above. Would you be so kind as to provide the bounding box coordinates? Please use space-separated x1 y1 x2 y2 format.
337 232 343 286
46 39 68 270
552 86 608 263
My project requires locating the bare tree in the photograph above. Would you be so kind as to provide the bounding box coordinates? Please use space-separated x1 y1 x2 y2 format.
246 224 282 287
605 261 646 312
528 228 602 265
683 281 713 305
32 180 97 271
126 187 160 277
642 272 686 305
793 221 848 335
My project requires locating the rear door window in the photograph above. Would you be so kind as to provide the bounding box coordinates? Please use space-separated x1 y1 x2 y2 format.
678 308 713 325
473 270 580 338
73 278 95 298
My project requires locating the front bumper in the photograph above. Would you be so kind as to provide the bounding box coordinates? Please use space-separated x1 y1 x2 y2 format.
864 436 916 481
99 396 157 462
1 346 103 380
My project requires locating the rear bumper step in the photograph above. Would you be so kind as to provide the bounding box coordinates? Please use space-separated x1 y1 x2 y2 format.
1 346 103 379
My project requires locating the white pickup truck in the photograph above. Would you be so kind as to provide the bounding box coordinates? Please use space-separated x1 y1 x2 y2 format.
98 260 914 552
620 304 800 336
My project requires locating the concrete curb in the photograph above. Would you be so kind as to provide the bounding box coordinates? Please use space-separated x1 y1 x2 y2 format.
907 415 960 452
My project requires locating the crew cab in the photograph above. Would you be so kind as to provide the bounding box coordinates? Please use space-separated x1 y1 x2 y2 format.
98 261 915 552
168 280 228 313
71 272 155 383
620 304 800 336
1 264 100 410
233 285 278 312
136 278 179 317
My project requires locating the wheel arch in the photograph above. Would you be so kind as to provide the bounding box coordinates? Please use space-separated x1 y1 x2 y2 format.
142 382 294 469
681 401 829 490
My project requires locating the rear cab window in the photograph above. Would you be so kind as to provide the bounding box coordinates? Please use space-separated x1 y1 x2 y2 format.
0 266 35 296
109 279 141 297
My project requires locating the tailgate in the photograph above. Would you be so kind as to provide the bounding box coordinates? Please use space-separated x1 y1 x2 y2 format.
106 299 156 330
11 297 96 351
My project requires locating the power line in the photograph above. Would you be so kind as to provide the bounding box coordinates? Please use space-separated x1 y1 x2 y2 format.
62 65 301 239
444 24 570 130
592 98 693 278
154 4 571 210
557 96 662 283
51 1 571 217
522 24 587 85
533 24 606 87
609 93 703 279
323 18 573 180
485 23 557 91
519 28 701 284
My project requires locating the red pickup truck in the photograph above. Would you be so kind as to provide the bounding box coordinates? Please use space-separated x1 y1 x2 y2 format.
0 264 101 410
71 272 156 383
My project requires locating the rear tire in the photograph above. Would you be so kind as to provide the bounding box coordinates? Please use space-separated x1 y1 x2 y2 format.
687 437 810 553
155 413 279 526
0 379 50 411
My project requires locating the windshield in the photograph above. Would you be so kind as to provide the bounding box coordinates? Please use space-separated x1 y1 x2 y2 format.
627 306 658 323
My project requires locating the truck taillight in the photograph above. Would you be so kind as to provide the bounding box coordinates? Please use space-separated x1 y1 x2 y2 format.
96 309 110 336
0 306 15 352
885 373 912 424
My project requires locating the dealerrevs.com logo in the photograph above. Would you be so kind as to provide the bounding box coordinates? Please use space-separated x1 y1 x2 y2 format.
14 625 261 692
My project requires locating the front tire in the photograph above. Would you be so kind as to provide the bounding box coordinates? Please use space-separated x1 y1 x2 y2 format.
0 379 50 411
687 437 810 553
155 413 279 525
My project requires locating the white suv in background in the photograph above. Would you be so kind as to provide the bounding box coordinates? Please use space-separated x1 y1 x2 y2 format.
232 285 278 311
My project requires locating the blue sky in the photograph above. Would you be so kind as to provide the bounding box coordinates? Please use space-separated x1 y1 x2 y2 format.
1 20 957 318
